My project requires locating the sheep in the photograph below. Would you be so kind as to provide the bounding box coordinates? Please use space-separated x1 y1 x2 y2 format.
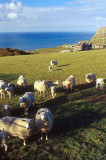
5 86 14 99
96 78 105 90
0 80 8 99
51 86 56 99
0 80 8 89
47 80 59 88
49 66 52 71
50 60 58 66
35 108 53 140
0 131 8 152
62 75 75 94
17 75 28 87
0 116 35 146
85 73 96 83
0 86 6 99
2 104 11 116
34 80 48 96
19 92 35 115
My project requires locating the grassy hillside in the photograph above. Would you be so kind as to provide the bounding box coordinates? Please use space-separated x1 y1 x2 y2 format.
0 49 106 160
91 27 106 45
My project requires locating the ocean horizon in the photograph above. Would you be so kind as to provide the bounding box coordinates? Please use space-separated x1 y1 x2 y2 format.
0 32 95 51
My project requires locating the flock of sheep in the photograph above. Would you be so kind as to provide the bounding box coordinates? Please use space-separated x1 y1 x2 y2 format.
0 60 105 152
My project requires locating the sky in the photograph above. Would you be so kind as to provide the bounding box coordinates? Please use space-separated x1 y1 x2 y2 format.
0 0 106 32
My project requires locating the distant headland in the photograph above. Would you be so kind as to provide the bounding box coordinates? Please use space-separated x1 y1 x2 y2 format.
0 27 106 56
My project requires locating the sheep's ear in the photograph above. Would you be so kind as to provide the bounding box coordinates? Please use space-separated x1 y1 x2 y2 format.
45 110 48 113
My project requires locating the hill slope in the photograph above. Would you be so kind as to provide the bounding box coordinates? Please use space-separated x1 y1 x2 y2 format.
91 27 106 45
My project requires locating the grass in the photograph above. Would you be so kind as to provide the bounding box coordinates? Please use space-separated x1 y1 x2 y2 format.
0 49 106 160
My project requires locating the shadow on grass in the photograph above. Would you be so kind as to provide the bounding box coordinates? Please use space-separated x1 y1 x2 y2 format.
0 73 19 82
58 64 70 67
51 103 105 138
58 81 96 95
75 82 96 92
15 85 34 95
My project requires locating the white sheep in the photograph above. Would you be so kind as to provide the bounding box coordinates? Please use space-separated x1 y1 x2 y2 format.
35 108 53 140
85 73 96 83
34 80 48 96
19 92 35 115
62 75 75 94
17 75 28 87
0 131 8 152
0 80 8 99
5 87 14 99
51 86 56 99
0 116 35 146
3 104 11 116
49 66 52 71
0 80 8 89
0 87 6 99
96 78 105 90
50 60 58 66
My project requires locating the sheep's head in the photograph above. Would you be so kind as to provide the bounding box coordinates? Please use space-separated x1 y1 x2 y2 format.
19 97 26 107
3 105 11 116
38 110 48 122
22 119 34 130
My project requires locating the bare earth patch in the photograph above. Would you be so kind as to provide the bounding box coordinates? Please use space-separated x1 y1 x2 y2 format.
84 94 106 103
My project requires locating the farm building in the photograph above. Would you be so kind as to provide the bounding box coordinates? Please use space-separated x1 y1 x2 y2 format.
73 42 92 51
92 45 104 49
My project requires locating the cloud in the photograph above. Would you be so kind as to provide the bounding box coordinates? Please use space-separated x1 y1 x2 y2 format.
94 16 106 21
0 1 22 21
0 0 106 32
5 2 22 10
8 12 18 19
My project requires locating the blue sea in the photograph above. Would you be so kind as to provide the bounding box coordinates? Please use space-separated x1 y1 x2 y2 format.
0 32 95 51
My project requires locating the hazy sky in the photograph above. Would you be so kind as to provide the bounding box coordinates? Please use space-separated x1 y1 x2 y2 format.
0 0 106 32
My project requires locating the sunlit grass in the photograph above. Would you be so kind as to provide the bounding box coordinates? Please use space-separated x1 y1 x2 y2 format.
0 49 106 159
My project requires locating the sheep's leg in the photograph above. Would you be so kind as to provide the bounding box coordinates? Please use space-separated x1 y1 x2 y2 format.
3 93 6 98
23 139 26 146
3 143 7 152
41 132 43 140
53 94 55 99
46 132 48 140
9 93 11 99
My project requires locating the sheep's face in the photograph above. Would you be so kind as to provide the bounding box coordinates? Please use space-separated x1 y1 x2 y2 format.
20 102 26 108
22 119 34 130
40 111 48 122
19 97 26 107
3 106 11 116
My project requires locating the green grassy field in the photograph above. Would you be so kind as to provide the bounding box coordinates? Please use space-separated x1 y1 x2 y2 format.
0 49 106 160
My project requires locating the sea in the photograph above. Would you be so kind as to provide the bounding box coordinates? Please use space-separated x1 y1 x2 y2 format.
0 32 95 51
